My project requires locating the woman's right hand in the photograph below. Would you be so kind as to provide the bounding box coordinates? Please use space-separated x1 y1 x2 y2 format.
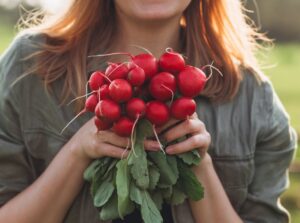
67 118 161 163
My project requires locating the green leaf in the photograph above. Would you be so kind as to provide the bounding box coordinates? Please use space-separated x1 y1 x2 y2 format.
99 192 120 221
93 181 115 207
116 159 134 219
169 184 187 205
128 120 150 189
138 119 154 138
177 160 204 201
177 149 201 166
160 186 173 200
150 191 163 210
83 159 101 182
140 191 163 223
148 164 160 190
130 184 163 223
91 161 115 197
149 152 178 187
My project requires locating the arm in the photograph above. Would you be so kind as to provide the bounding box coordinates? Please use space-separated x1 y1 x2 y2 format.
238 82 297 223
162 115 242 223
189 154 242 223
0 118 130 223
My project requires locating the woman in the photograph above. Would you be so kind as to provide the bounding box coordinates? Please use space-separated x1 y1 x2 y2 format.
0 0 297 222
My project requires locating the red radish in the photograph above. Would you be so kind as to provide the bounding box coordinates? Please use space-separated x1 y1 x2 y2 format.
127 62 138 70
126 98 146 120
170 97 196 120
94 116 112 131
85 94 99 113
127 66 146 86
95 99 121 122
61 94 99 133
105 62 129 80
132 54 158 79
109 79 133 102
149 72 176 101
113 117 134 137
89 71 105 91
159 50 185 74
145 101 170 126
97 84 110 100
177 65 207 97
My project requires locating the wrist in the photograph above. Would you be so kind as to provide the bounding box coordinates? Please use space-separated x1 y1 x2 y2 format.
65 138 92 167
192 153 213 179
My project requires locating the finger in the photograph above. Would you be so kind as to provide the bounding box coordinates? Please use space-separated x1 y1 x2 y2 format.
98 143 129 159
165 132 210 155
144 140 161 151
163 118 205 143
98 131 130 148
155 118 181 134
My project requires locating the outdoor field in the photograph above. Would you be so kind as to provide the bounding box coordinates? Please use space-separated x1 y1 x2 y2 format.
0 21 299 221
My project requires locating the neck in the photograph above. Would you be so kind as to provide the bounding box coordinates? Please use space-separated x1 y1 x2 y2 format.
112 13 182 59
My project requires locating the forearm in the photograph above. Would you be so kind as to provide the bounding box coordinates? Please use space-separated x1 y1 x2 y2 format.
189 155 242 223
0 141 91 223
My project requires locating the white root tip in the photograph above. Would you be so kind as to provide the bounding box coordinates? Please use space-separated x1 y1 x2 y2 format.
60 111 84 134
152 125 165 155
67 91 94 106
161 84 174 105
130 116 140 158
129 44 153 55
88 52 132 58
202 61 224 80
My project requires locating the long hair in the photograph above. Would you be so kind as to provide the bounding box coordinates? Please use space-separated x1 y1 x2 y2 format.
20 0 267 110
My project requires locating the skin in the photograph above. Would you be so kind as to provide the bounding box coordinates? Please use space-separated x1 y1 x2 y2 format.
0 1 242 222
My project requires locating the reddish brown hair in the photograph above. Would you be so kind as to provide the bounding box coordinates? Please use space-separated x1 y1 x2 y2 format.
20 0 266 109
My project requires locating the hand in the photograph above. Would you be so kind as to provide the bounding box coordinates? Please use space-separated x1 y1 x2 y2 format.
68 118 161 163
158 113 211 157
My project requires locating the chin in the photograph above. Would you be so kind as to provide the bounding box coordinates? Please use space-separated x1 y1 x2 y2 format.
115 0 191 21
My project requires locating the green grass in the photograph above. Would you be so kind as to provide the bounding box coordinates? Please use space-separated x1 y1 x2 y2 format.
260 44 300 162
0 21 300 221
0 22 16 53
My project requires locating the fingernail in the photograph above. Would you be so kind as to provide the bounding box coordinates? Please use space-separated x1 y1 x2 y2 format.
166 147 174 154
151 141 161 150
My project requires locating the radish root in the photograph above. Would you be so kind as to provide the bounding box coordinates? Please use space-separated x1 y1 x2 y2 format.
129 44 153 55
202 61 223 80
152 125 165 155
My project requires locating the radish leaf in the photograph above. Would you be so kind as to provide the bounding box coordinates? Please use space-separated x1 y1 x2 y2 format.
116 159 134 218
94 181 115 207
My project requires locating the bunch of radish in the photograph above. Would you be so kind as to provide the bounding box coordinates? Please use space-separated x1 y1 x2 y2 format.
80 48 208 138
80 49 213 223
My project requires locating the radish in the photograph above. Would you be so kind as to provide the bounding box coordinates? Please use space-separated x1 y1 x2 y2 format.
149 72 176 101
89 71 105 91
177 65 207 97
126 98 146 120
159 49 185 74
113 117 134 137
132 54 158 79
105 62 129 80
109 79 133 103
145 101 170 126
61 94 99 133
127 66 146 86
95 99 121 122
170 97 196 120
94 116 112 131
85 94 99 113
97 84 110 100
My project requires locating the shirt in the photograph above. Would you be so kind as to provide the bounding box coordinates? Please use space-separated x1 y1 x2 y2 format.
0 33 297 223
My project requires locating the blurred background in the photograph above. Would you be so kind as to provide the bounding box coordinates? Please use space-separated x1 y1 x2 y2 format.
0 0 299 221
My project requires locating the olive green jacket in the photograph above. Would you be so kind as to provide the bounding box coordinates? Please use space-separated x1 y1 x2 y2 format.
0 34 297 223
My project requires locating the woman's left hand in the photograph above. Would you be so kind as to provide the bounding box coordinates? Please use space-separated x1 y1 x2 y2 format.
158 113 211 157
